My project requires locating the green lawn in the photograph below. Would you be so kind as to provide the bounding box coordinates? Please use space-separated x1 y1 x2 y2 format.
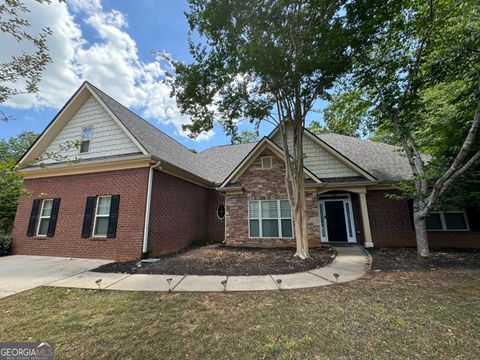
1 269 479 359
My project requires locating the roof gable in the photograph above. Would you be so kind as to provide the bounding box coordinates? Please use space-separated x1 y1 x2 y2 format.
19 82 146 167
269 126 376 182
220 137 321 188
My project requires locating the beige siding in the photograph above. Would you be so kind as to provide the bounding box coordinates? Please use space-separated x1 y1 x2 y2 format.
272 130 359 178
40 95 140 164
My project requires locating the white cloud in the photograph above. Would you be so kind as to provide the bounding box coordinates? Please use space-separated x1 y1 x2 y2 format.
1 0 214 141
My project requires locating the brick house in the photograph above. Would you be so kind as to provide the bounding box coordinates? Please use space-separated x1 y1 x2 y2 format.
11 82 480 260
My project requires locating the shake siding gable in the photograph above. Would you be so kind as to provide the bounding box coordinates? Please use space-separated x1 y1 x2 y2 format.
272 129 359 179
40 95 140 164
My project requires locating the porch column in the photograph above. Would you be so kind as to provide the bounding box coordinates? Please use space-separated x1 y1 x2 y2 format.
359 192 374 248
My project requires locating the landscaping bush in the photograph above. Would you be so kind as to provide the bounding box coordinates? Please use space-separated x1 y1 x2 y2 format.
0 233 11 256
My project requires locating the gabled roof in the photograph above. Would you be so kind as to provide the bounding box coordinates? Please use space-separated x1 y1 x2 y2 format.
20 81 413 186
219 137 322 188
317 133 412 182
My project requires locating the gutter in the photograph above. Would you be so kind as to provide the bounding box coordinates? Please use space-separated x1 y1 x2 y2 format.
142 161 162 255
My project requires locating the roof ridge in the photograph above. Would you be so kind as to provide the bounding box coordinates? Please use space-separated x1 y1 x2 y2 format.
319 132 401 149
86 81 197 154
198 141 260 153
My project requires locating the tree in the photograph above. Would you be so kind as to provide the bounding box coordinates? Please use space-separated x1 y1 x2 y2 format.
0 131 38 161
0 0 55 121
167 0 357 258
328 0 480 256
231 129 260 144
322 90 375 137
0 132 38 234
306 120 328 135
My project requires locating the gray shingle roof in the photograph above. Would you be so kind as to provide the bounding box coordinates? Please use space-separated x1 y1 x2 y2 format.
88 83 215 183
317 133 412 182
197 142 258 184
88 82 412 184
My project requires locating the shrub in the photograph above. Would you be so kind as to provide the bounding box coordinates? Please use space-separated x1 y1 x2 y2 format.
0 233 11 256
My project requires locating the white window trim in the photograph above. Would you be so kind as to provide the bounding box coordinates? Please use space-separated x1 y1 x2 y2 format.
317 193 357 243
36 199 53 236
79 126 93 154
427 211 469 232
248 199 293 238
92 195 111 237
216 204 225 220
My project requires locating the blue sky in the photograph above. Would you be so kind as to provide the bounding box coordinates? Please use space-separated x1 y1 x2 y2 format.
0 0 325 151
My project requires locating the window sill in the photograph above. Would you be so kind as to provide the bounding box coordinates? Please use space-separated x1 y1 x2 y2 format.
33 236 48 240
89 237 108 241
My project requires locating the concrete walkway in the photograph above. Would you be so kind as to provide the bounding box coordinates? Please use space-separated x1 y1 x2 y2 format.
48 246 370 293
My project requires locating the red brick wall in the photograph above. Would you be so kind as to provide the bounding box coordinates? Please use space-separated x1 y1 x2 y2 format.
208 190 225 243
367 190 480 248
147 170 209 256
11 168 150 260
225 149 321 248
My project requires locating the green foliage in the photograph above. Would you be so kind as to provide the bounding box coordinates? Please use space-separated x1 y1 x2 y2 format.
325 0 480 206
0 161 25 235
231 129 260 144
306 120 328 135
0 233 12 256
0 131 38 161
168 0 358 138
0 132 38 234
0 0 57 121
323 90 375 137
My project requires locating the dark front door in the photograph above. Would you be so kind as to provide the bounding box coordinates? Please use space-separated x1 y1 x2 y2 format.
325 201 348 242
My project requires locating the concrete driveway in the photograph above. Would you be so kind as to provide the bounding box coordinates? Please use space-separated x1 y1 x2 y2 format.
0 255 112 299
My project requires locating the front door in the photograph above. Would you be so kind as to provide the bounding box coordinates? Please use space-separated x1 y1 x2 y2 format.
318 194 357 243
325 201 348 242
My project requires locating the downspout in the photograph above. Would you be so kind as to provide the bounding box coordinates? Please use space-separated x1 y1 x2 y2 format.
142 161 161 256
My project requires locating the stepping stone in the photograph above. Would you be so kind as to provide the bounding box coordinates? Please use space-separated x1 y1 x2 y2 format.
107 274 184 292
226 276 278 291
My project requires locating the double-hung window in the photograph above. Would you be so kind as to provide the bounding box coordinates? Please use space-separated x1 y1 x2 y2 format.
93 196 112 237
36 199 53 236
80 127 93 153
426 211 469 231
249 200 293 238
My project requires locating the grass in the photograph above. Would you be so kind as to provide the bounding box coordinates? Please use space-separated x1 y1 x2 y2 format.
1 269 479 359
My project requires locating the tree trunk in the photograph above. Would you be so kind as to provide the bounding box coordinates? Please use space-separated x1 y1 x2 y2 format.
413 212 430 258
292 167 310 259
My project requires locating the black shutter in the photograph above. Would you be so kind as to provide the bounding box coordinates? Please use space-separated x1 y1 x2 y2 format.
26 199 42 236
407 199 415 230
81 196 96 238
107 195 120 238
47 198 61 237
466 205 480 232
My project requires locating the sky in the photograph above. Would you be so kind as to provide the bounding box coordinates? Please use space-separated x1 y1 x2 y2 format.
0 0 325 151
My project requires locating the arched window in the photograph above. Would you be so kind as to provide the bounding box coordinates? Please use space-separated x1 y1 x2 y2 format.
216 204 225 220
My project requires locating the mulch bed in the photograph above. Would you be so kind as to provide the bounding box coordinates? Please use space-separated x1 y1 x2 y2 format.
370 247 480 272
93 244 336 276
